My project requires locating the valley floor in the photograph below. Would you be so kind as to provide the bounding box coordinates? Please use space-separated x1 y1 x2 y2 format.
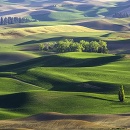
0 112 130 130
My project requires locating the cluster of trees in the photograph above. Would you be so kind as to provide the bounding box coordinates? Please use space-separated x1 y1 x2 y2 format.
0 17 36 25
39 39 109 53
113 12 130 18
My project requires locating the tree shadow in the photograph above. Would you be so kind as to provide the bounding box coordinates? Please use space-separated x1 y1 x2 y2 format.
87 81 119 94
78 95 118 103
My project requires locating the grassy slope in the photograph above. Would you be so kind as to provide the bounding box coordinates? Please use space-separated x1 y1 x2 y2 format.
0 25 101 39
15 52 130 93
0 77 43 95
0 0 130 121
0 24 129 65
0 52 130 120
0 51 39 66
0 77 43 119
0 24 110 65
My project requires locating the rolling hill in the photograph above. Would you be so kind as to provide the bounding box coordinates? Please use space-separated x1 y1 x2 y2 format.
0 51 39 66
76 20 130 31
0 0 130 21
0 0 130 129
0 52 130 122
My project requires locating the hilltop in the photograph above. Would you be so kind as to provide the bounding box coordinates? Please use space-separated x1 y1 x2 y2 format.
0 0 130 20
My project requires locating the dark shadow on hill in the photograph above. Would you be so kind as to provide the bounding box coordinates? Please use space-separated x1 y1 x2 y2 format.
0 92 29 108
49 80 119 94
100 4 130 16
75 21 130 31
84 10 100 17
86 81 119 94
5 24 46 28
117 50 130 54
16 35 130 47
28 1 46 7
16 37 65 46
19 73 116 93
76 5 94 11
6 0 25 3
30 12 55 21
19 112 100 121
39 55 123 67
0 54 123 72
76 5 100 17
115 0 130 6
24 75 120 93
17 70 121 93
107 39 130 44
100 33 112 37
76 1 130 17
20 112 113 122
0 9 28 16
78 95 117 102
87 81 130 94
16 37 98 46
44 6 76 13
107 39 130 51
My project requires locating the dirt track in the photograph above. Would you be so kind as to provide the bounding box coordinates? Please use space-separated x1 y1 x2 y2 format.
0 112 130 129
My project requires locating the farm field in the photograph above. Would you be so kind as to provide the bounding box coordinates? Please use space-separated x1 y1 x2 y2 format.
0 0 130 129
0 51 130 129
0 52 130 115
0 21 130 130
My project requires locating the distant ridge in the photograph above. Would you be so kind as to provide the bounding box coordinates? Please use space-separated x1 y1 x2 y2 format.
76 20 130 31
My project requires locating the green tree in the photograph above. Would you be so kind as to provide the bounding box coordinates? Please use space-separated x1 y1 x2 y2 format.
46 39 109 53
74 43 82 52
79 40 89 52
118 85 125 102
89 41 99 52
55 39 73 53
39 43 44 51
0 17 4 25
4 17 8 25
98 40 108 53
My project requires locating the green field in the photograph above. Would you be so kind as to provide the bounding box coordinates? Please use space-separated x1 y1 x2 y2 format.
0 51 130 120
0 0 130 121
